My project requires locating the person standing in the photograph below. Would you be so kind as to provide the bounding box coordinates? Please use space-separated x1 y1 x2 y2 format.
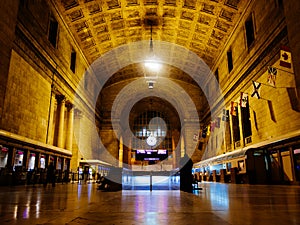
84 167 89 184
46 162 55 187
179 154 193 193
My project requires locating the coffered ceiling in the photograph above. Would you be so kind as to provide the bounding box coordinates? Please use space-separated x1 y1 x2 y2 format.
53 0 248 68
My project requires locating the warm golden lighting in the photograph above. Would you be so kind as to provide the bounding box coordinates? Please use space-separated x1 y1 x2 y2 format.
144 60 162 73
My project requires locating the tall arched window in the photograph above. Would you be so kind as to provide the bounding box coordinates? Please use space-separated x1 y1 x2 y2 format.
132 110 172 161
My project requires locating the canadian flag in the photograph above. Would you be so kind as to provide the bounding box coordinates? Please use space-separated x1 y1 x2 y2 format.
279 46 292 68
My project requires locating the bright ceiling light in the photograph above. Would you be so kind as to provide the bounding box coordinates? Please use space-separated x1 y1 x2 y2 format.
144 60 162 72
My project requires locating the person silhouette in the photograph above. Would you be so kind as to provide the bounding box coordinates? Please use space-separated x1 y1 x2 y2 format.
46 162 55 187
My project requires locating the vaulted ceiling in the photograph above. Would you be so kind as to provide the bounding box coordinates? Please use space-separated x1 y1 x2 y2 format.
52 0 248 127
53 0 248 68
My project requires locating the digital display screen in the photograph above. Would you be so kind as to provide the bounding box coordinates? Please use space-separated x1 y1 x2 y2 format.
136 149 168 161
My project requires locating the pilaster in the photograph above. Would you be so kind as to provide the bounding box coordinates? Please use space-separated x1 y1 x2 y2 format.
56 95 65 148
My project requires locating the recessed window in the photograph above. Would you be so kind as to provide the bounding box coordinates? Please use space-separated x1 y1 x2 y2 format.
245 15 255 48
132 110 171 151
232 108 240 142
70 50 76 73
241 102 252 139
48 17 58 47
227 50 233 73
214 68 219 82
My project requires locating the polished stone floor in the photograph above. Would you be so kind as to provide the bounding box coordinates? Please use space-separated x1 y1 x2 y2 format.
0 182 300 225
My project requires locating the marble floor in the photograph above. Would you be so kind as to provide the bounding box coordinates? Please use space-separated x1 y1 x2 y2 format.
0 182 300 225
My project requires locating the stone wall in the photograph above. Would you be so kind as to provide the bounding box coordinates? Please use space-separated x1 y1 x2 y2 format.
3 50 50 142
0 0 19 125
203 0 300 158
0 0 102 170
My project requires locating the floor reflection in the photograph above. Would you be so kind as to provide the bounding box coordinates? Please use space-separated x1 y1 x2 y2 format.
123 174 180 190
0 182 300 224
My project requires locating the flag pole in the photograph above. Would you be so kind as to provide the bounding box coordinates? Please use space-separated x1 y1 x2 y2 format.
269 66 294 75
259 82 296 89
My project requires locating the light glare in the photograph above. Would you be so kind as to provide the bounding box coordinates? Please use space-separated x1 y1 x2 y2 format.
144 60 162 72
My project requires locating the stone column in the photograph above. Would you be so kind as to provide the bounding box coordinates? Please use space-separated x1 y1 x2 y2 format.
289 147 297 184
25 150 30 170
35 152 41 169
119 136 123 168
172 129 180 169
65 102 74 151
54 157 59 170
47 155 52 167
180 135 185 158
70 109 82 171
127 139 132 167
57 95 65 148
47 91 56 145
172 135 176 169
8 147 16 167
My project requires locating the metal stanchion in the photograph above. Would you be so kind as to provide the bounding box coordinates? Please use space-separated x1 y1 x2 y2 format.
71 172 75 184
150 171 152 192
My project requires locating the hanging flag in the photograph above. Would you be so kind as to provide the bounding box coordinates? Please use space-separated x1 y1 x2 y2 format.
215 117 221 128
198 142 203 151
193 133 199 141
279 46 292 68
230 102 238 116
201 127 207 138
240 92 248 107
222 109 229 121
267 66 277 87
210 121 215 132
206 124 211 136
251 81 261 99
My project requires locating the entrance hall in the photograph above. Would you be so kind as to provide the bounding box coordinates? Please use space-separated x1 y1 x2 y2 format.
1 1 300 224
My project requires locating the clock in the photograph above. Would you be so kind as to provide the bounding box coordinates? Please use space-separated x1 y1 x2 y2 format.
146 135 157 146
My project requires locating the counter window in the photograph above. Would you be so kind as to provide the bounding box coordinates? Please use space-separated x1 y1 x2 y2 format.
28 153 36 170
14 150 24 167
40 155 46 169
0 147 8 168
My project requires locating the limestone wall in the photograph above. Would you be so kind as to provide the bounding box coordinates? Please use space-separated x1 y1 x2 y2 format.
3 50 50 142
202 0 300 158
0 0 19 125
0 0 102 169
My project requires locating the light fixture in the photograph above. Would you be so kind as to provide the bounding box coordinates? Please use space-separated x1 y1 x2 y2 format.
143 20 161 87
144 60 162 73
146 80 156 89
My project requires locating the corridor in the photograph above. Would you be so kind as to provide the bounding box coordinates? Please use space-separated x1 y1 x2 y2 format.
0 182 300 225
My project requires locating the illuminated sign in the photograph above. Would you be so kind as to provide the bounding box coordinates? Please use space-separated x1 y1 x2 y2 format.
294 149 300 154
136 149 168 161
